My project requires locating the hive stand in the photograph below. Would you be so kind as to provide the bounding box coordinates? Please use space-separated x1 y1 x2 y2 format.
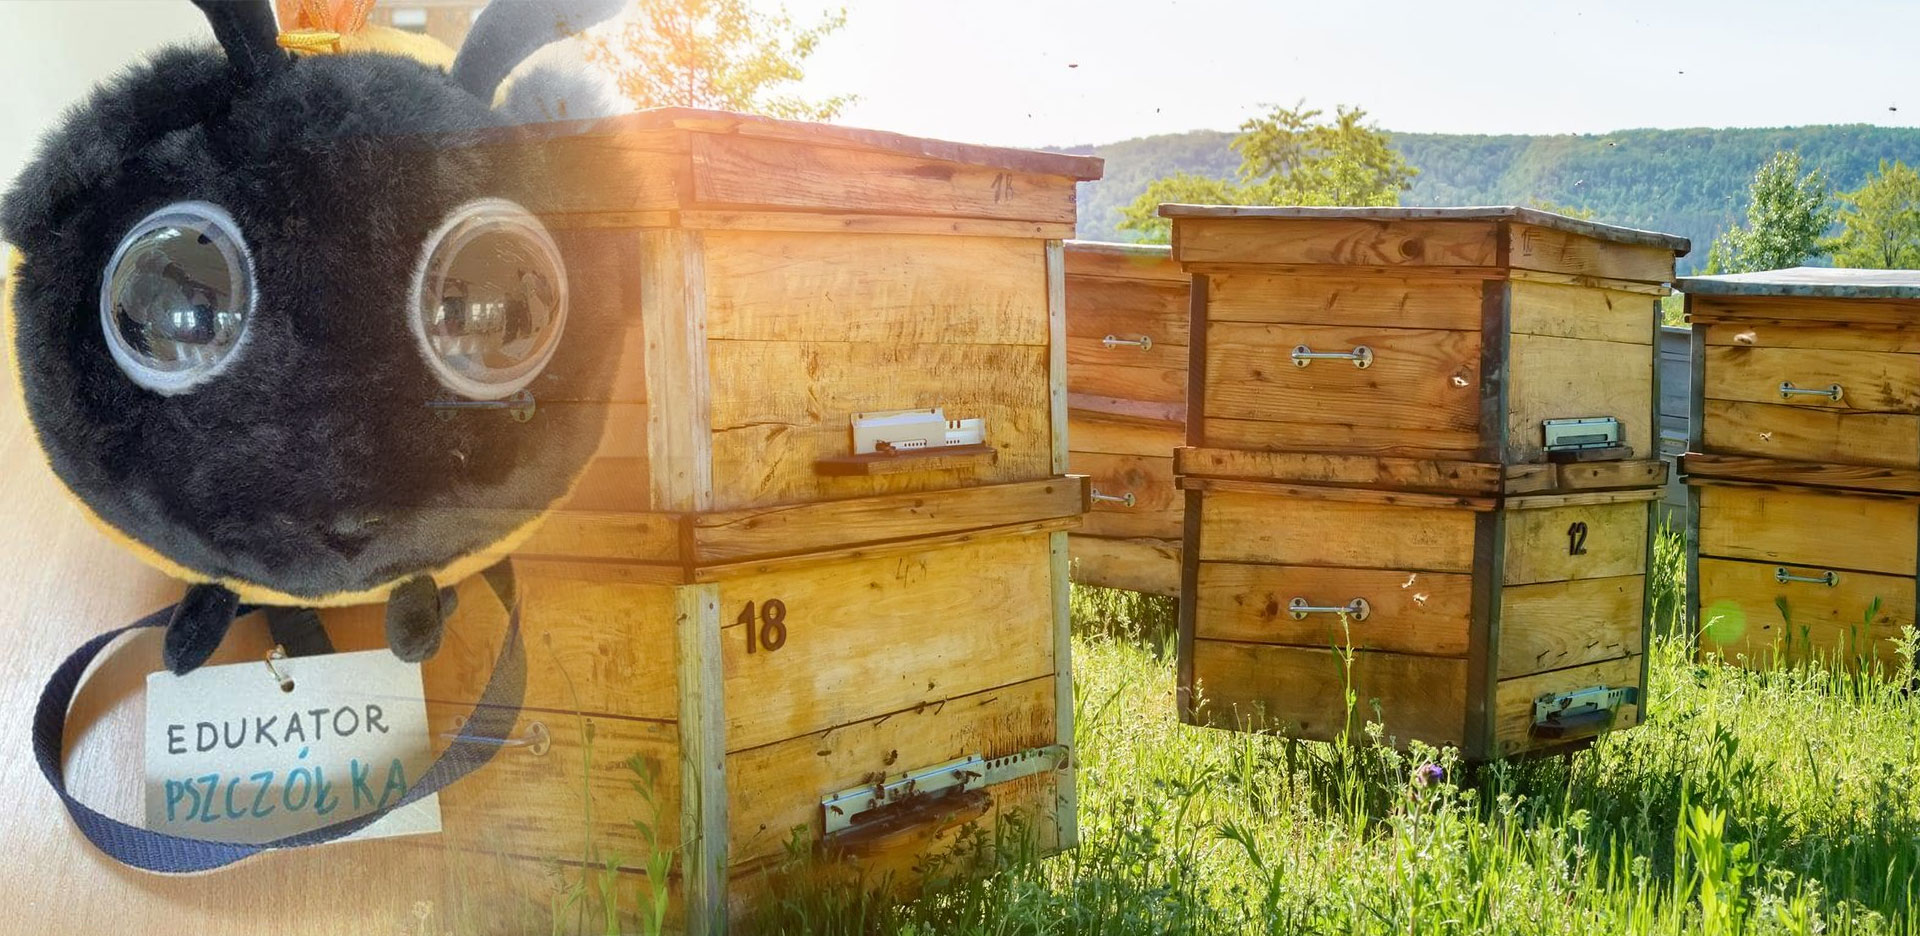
1679 268 1920 671
1161 205 1690 761
309 109 1104 933
1063 240 1190 596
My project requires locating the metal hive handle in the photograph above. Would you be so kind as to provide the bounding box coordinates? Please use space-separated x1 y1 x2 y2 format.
1291 344 1373 369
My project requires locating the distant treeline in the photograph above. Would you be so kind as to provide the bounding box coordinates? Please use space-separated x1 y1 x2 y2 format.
1058 125 1920 271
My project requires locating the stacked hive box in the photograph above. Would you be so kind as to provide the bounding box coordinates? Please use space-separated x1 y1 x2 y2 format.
1162 205 1689 760
311 110 1102 933
1680 269 1920 670
1064 241 1190 595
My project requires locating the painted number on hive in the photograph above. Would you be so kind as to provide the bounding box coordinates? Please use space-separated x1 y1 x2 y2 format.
739 599 788 653
1567 521 1589 556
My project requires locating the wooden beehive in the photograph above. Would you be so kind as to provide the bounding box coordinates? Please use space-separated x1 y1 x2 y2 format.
1064 241 1190 595
1679 269 1920 670
1163 205 1689 760
306 110 1103 932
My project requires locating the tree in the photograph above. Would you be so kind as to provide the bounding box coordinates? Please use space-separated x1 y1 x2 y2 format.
1117 103 1416 244
1703 151 1835 274
587 0 853 121
1115 173 1244 244
1831 160 1920 269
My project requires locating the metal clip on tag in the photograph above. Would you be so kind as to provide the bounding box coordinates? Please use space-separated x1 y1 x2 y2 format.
263 645 294 693
425 389 537 423
1290 344 1372 369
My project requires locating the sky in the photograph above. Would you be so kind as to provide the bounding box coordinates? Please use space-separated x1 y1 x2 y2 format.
3 0 1918 185
783 0 1920 148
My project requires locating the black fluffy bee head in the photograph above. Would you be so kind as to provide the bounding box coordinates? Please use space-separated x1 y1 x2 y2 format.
1 0 625 604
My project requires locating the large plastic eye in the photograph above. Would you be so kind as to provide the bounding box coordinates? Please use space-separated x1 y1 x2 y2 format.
410 198 567 399
98 202 255 395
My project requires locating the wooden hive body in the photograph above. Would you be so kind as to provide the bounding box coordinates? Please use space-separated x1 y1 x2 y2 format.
1680 269 1920 670
1163 205 1689 760
1064 241 1190 595
302 109 1103 933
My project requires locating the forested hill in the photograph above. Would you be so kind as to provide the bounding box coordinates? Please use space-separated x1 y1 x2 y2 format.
1057 125 1920 271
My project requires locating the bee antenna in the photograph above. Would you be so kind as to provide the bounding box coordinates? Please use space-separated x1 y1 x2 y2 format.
190 0 290 86
451 0 625 104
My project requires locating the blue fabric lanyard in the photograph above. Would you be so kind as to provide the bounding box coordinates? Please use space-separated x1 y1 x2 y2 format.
32 595 525 873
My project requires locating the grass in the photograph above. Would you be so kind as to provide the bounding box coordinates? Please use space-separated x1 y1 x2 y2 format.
741 530 1920 935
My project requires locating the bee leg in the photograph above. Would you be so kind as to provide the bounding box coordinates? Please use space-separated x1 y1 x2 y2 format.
163 583 241 674
386 575 446 663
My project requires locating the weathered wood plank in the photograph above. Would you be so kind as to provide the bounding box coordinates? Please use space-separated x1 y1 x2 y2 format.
703 231 1048 345
707 340 1051 509
1189 640 1468 746
1508 279 1654 345
641 228 713 513
1176 447 1503 494
1502 500 1649 585
1197 489 1477 572
1696 556 1913 668
1067 336 1188 405
1183 476 1495 511
1064 274 1191 345
676 583 728 934
690 478 1085 564
1067 535 1181 596
1072 452 1181 540
1507 223 1676 284
1202 414 1482 461
1679 452 1920 494
1702 321 1920 353
717 533 1055 752
1171 217 1502 268
690 133 1080 222
1504 460 1669 495
724 676 1055 866
1193 562 1472 656
1498 575 1644 679
1205 322 1482 433
1704 345 1920 413
1205 273 1484 331
431 703 683 864
1506 333 1655 462
692 517 1078 583
1068 412 1185 457
513 510 681 563
1699 398 1919 469
679 210 1073 239
1492 655 1641 757
1063 240 1185 282
1696 483 1919 576
1691 295 1920 328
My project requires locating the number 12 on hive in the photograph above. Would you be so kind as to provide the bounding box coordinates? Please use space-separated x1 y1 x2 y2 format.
739 599 789 653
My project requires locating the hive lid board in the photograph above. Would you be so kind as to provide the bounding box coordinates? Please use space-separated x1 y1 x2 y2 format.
1156 204 1692 254
496 106 1107 180
1675 267 1920 300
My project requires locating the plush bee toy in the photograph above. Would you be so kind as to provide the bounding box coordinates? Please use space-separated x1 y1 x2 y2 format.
2 0 627 673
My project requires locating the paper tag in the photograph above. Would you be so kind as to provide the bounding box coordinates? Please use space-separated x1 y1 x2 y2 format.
144 649 442 845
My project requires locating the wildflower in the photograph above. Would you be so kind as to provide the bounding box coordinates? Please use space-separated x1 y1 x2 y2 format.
1414 763 1446 787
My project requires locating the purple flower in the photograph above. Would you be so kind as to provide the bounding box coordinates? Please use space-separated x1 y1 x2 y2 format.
1414 763 1446 787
